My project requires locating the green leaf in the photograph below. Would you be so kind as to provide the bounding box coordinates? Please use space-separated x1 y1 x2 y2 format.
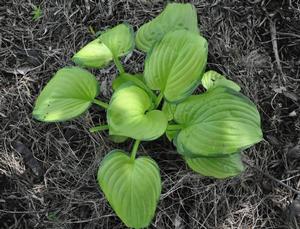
97 150 161 229
166 129 179 141
72 39 113 68
136 3 199 52
100 23 134 57
72 23 134 68
33 67 99 122
173 87 263 157
185 153 245 179
112 73 157 102
32 5 42 21
107 84 167 141
109 135 128 143
144 30 208 103
162 101 176 121
202 70 241 91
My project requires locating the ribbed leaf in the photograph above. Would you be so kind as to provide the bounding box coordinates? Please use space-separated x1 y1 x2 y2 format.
144 30 208 103
136 3 199 52
72 23 134 68
173 87 263 157
33 67 99 122
202 70 240 91
185 153 244 179
97 150 161 229
112 73 157 102
107 84 167 140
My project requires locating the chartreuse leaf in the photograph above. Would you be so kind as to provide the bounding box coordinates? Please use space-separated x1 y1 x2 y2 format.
144 30 208 103
97 150 161 229
33 67 99 122
185 153 245 179
72 39 113 68
112 73 157 102
99 23 134 57
202 70 241 91
72 23 134 68
173 87 263 157
136 3 199 52
107 84 167 140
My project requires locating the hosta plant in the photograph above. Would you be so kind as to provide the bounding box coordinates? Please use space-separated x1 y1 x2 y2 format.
32 3 263 229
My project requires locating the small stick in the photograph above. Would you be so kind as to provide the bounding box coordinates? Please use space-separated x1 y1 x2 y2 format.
269 19 285 82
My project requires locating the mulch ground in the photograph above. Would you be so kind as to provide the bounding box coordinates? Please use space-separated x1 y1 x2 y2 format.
0 0 300 228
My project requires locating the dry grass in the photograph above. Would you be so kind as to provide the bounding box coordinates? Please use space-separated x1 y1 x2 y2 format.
0 0 300 228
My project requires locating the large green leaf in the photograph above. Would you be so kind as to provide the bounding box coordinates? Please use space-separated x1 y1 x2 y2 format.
202 70 241 91
97 150 161 229
33 67 99 122
72 23 134 68
173 87 263 157
107 84 167 140
185 153 244 179
144 30 208 103
136 3 199 52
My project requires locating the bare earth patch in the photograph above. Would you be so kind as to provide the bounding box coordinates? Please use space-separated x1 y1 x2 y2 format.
0 0 299 228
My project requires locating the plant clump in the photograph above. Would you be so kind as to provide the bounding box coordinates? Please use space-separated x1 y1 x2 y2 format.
32 3 263 228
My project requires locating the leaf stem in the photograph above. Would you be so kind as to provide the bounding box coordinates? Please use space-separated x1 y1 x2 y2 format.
89 124 109 133
155 92 164 108
130 140 141 161
113 56 125 74
93 99 109 109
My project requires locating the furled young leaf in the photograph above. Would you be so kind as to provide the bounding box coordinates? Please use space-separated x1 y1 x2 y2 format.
136 3 199 52
185 153 244 179
144 30 208 103
72 23 134 68
173 87 263 157
202 70 241 91
166 129 179 141
107 84 167 140
162 102 176 121
33 67 99 122
112 73 157 102
97 150 161 229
